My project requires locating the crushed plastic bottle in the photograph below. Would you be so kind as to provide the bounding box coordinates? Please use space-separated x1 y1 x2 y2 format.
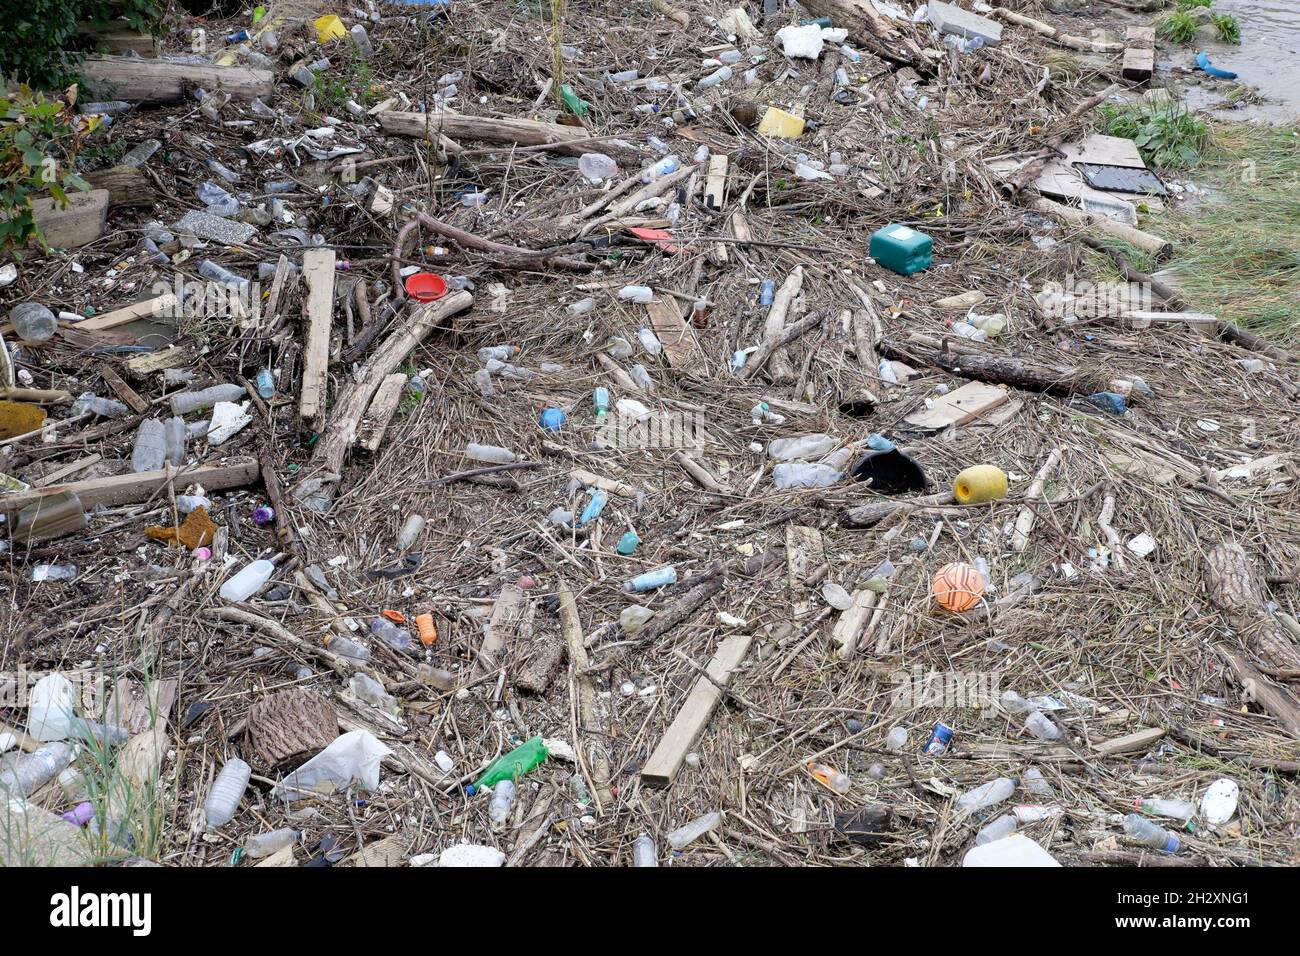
667 811 722 849
370 616 413 652
170 383 247 415
625 565 677 592
488 779 516 824
578 153 619 182
632 834 658 867
465 442 516 464
619 284 654 303
131 419 166 473
73 393 129 419
245 827 300 859
219 559 275 602
204 757 251 828
772 462 841 489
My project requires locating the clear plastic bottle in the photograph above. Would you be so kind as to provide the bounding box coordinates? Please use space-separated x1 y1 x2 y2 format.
625 566 677 593
397 514 425 551
163 416 186 465
170 383 247 415
759 279 776 306
636 327 663 356
31 564 77 582
567 297 596 316
948 321 987 342
1134 797 1196 823
465 442 516 464
975 814 1018 845
593 386 610 418
667 811 722 849
219 559 275 602
619 284 654 303
27 674 76 742
73 393 129 419
245 827 299 858
769 433 837 461
1122 813 1181 853
0 742 73 797
349 23 373 57
9 303 57 343
632 834 658 867
772 462 841 489
326 634 371 664
131 418 166 472
369 617 413 652
629 364 655 391
1023 767 1054 798
697 65 732 89
256 368 275 399
955 777 1015 814
807 761 850 794
578 153 618 182
640 156 679 183
886 726 908 752
350 672 397 713
477 345 518 364
198 260 250 292
204 757 251 828
1024 711 1062 741
488 779 516 824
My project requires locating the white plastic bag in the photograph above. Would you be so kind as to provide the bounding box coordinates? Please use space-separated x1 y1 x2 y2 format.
273 729 391 800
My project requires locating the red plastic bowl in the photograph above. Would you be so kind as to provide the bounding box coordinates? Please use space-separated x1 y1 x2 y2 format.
405 272 448 302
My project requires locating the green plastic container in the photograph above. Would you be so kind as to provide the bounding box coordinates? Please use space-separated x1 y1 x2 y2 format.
869 224 932 275
472 736 549 791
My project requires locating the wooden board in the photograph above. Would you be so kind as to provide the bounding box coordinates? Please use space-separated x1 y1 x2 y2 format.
704 154 729 211
299 248 336 422
1092 727 1164 757
379 111 597 156
903 380 1009 430
831 589 878 660
27 189 109 250
0 457 259 516
32 454 101 487
126 345 193 379
72 293 178 333
103 677 178 735
645 297 701 371
83 165 152 207
341 833 408 867
640 634 752 787
100 365 147 414
786 524 824 620
474 584 527 676
77 23 160 56
357 373 407 453
81 55 275 103
1125 25 1156 47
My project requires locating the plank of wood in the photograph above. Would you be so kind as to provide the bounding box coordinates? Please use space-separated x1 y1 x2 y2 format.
1121 47 1154 83
0 457 259 516
77 23 160 55
71 293 179 333
125 345 193 378
103 677 178 735
704 154 729 210
27 189 109 249
378 110 598 157
341 833 407 867
264 254 291 319
1092 727 1165 757
100 365 147 414
357 373 408 453
641 634 752 787
903 380 1009 430
475 584 526 676
831 589 878 660
32 454 101 488
645 297 701 371
83 165 152 207
1125 25 1156 47
81 55 275 103
254 844 299 867
569 468 637 498
299 248 336 422
1122 310 1217 330
786 524 824 620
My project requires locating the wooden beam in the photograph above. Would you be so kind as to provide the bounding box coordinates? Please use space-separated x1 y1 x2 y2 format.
704 154 729 211
641 634 752 787
475 584 526 676
831 589 879 660
645 297 701 371
83 165 152 207
1092 727 1165 757
81 55 275 103
299 248 336 422
68 293 178 334
100 365 147 414
379 110 600 157
27 189 109 249
357 373 408 453
0 457 260 516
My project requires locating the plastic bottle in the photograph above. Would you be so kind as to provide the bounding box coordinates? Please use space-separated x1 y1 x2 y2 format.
204 757 251 828
975 814 1018 845
0 742 73 796
807 761 850 794
219 559 275 602
772 462 841 489
255 368 275 400
886 726 908 752
488 779 516 824
370 616 413 651
619 284 654 303
397 514 425 551
625 565 677 592
578 153 618 182
1024 711 1062 741
465 442 516 464
567 297 596 316
74 393 129 418
1122 813 1181 853
9 303 57 343
948 321 987 342
970 313 1006 338
640 156 679 183
579 489 608 525
349 23 373 57
471 736 549 791
163 416 186 465
122 139 161 168
131 418 166 473
170 383 247 415
617 531 640 555
27 672 76 743
697 65 733 89
629 364 655 392
593 386 610 418
325 634 371 664
198 260 250 292
632 834 658 867
478 345 518 364
351 672 397 713
667 811 722 849
1134 796 1196 823
31 564 77 582
637 327 663 356
245 827 300 858
1023 768 1053 797
769 433 837 461
955 777 1015 814
759 279 776 306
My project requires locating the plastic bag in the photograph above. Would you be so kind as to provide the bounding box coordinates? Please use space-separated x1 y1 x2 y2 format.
273 730 392 800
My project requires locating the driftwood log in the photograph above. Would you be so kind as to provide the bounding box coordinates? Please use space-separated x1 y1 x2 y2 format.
379 110 613 158
1204 542 1300 737
877 338 1111 396
247 688 339 771
81 55 274 103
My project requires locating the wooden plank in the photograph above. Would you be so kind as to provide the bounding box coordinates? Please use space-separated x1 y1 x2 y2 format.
83 165 152 207
569 468 637 498
71 293 179 333
786 524 824 620
32 454 101 488
341 833 407 867
27 189 109 249
99 365 147 414
357 373 407 453
1092 727 1165 757
831 589 878 660
264 255 291 319
379 110 597 157
903 380 1009 430
1122 310 1216 330
704 154 729 210
125 345 193 379
77 23 160 56
0 457 259 516
1125 25 1156 47
81 55 275 103
641 634 752 787
474 584 526 676
645 297 701 371
103 677 178 735
299 249 336 422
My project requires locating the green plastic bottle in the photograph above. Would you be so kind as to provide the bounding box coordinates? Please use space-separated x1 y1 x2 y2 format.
471 736 549 792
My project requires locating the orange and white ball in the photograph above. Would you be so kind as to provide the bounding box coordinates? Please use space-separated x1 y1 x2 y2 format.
931 562 985 612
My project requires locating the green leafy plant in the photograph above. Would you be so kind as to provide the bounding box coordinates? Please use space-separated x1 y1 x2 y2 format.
1100 103 1210 169
1212 13 1241 43
1176 0 1212 9
0 86 93 251
1160 10 1199 44
0 0 163 90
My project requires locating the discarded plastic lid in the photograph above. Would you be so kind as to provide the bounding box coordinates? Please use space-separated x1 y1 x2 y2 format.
405 272 448 302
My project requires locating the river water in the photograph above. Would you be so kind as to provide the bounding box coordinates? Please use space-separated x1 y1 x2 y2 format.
1182 0 1300 123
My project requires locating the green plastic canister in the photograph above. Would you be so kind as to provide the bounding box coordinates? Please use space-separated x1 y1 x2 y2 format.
869 224 933 275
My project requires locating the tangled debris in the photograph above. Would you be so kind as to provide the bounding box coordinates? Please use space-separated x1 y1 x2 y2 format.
1 0 1298 868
